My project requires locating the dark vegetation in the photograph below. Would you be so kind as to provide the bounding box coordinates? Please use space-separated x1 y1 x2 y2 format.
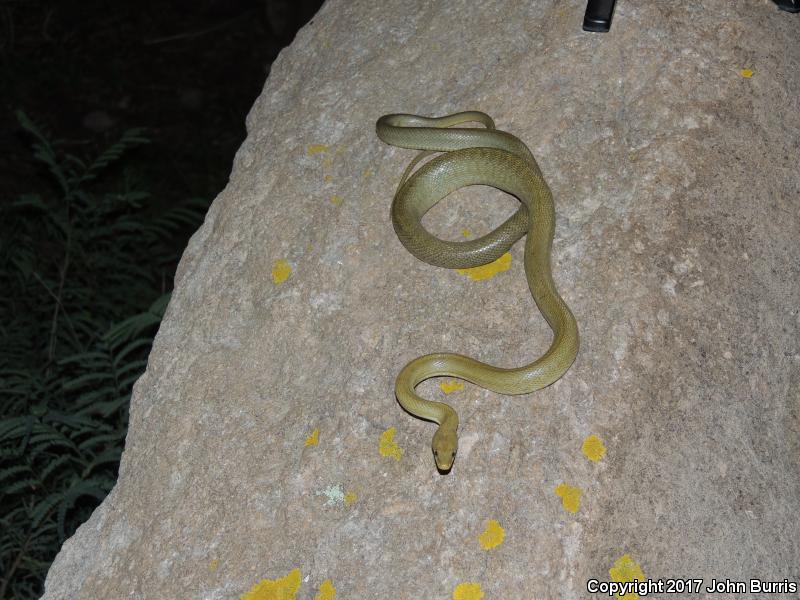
0 1 323 597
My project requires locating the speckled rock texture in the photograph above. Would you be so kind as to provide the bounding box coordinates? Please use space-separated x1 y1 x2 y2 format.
43 1 799 598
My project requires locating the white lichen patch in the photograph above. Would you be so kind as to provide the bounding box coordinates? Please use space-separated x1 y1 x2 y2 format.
316 484 346 506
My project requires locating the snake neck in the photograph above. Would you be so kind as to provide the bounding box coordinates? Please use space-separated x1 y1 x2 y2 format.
396 388 458 427
438 409 458 432
395 355 462 425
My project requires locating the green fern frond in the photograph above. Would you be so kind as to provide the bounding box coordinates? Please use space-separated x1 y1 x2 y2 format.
27 435 78 459
0 464 33 486
81 448 123 478
111 338 153 366
15 111 70 196
61 371 115 392
79 396 131 418
29 493 65 529
80 128 149 183
114 358 149 379
56 480 110 539
104 312 163 348
72 387 117 410
76 432 125 451
0 416 32 441
3 478 41 496
11 194 48 212
37 455 74 482
57 351 110 367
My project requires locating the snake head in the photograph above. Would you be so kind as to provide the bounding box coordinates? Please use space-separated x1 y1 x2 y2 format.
432 427 458 472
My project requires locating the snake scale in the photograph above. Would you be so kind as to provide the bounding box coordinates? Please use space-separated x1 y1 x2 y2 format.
375 111 579 472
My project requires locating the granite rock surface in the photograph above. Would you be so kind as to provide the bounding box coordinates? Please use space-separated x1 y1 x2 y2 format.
43 1 799 598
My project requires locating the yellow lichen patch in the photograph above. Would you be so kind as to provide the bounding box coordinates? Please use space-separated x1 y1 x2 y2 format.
330 195 343 206
439 379 465 394
457 252 512 281
307 144 329 156
453 582 484 600
461 228 471 237
208 559 219 573
344 491 358 506
582 434 606 462
314 579 336 600
305 428 320 446
379 427 403 460
271 259 292 284
241 568 302 600
739 68 754 78
609 554 646 599
555 483 582 513
478 519 505 550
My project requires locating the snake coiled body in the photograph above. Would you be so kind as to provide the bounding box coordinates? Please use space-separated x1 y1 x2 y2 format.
375 111 579 472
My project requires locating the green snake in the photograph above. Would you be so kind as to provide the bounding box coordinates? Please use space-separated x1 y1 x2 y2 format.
375 111 579 472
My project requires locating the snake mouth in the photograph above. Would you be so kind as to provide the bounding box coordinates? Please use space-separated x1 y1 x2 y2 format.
434 451 456 473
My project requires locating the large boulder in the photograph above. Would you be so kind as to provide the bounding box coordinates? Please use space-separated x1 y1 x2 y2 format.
44 1 799 598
